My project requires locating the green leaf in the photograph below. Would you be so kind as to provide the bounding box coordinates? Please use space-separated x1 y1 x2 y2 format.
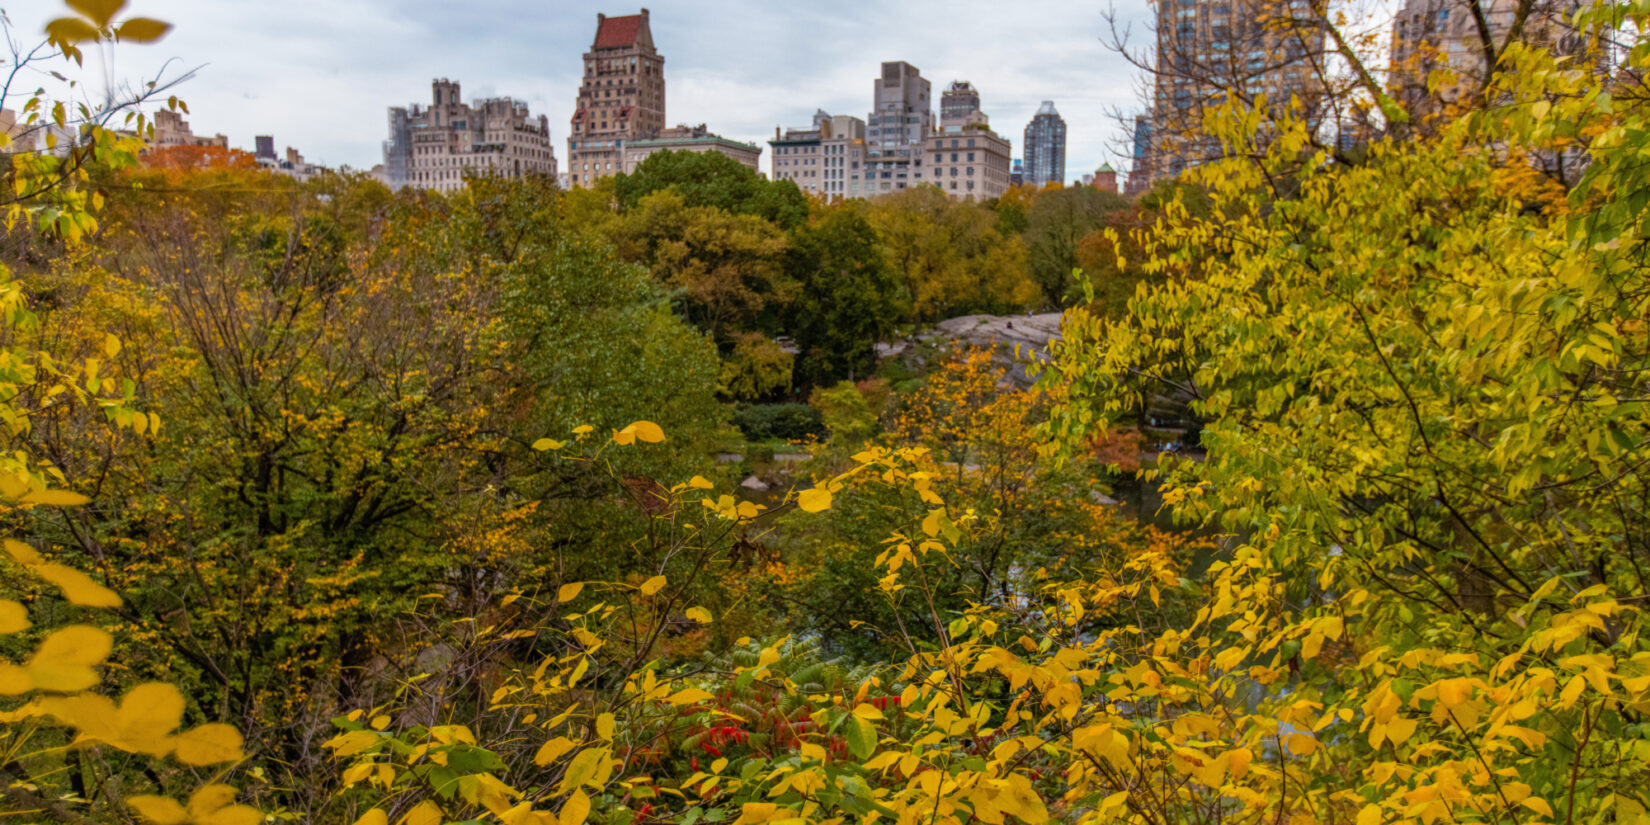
843 714 875 760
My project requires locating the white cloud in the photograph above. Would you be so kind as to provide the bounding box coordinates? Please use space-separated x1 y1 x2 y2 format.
7 0 1153 181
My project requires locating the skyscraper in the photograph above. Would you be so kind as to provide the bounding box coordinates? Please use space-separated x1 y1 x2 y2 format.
568 9 665 188
926 80 1013 202
1023 101 1066 187
940 81 985 127
1129 0 1327 190
862 61 932 194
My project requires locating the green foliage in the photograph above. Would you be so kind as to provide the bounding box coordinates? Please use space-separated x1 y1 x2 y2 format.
730 403 823 443
1024 184 1129 306
613 189 793 344
786 207 903 386
719 332 794 402
614 149 808 229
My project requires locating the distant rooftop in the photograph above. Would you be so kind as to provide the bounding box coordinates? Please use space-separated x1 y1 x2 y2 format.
1036 100 1059 116
594 11 647 49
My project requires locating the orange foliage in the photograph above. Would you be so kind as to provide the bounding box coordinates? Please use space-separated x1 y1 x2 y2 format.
142 144 259 173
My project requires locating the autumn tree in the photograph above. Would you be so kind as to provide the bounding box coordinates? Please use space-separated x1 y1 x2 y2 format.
1024 184 1129 306
867 186 1039 324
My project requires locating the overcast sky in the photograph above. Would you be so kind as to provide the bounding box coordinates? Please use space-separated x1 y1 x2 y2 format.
7 0 1154 184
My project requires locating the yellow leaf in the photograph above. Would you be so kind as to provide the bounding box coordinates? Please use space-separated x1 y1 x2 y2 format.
27 625 111 691
559 747 606 794
401 800 442 825
20 488 90 506
0 600 28 634
33 563 121 607
627 421 666 443
685 607 712 623
173 723 244 765
561 789 592 825
3 539 40 564
734 803 779 825
1283 732 1318 755
533 438 565 451
667 687 714 705
853 703 883 720
1355 804 1383 825
186 785 239 820
1522 797 1555 818
596 712 615 740
535 736 575 766
199 806 262 825
639 576 666 596
104 334 122 357
558 582 585 603
688 475 714 490
0 663 31 694
128 795 188 825
342 763 373 785
117 682 185 754
797 488 832 513
354 811 389 825
572 425 595 435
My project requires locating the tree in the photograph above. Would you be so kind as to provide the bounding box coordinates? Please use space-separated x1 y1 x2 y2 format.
613 189 793 345
1024 184 1129 306
614 149 808 229
867 186 1040 324
785 207 902 386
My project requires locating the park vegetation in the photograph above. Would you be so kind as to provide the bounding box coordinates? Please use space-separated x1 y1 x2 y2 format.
3 0 1650 824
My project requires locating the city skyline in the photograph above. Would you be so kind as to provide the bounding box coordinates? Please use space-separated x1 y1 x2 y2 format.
5 0 1147 185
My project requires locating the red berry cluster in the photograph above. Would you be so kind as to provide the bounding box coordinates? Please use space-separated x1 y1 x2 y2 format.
867 695 902 711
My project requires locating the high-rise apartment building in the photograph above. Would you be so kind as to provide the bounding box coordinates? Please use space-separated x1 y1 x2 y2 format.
1129 0 1327 190
381 79 557 193
864 61 933 195
925 80 1012 202
1390 0 1593 117
568 9 666 187
940 81 987 128
1124 116 1154 196
820 115 868 200
1023 101 1066 187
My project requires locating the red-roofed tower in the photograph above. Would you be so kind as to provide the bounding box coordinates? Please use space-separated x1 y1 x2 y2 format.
568 9 665 187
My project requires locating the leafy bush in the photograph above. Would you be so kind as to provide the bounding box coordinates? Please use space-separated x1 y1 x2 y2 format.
731 403 824 442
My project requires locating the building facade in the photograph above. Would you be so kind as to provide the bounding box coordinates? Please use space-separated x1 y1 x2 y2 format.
771 111 828 196
153 109 228 149
1129 0 1327 191
381 79 557 193
925 80 1012 201
820 115 868 199
1390 0 1594 117
1093 162 1119 193
772 111 870 199
924 127 1011 201
568 9 666 188
1023 100 1066 187
625 123 761 173
863 61 933 195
